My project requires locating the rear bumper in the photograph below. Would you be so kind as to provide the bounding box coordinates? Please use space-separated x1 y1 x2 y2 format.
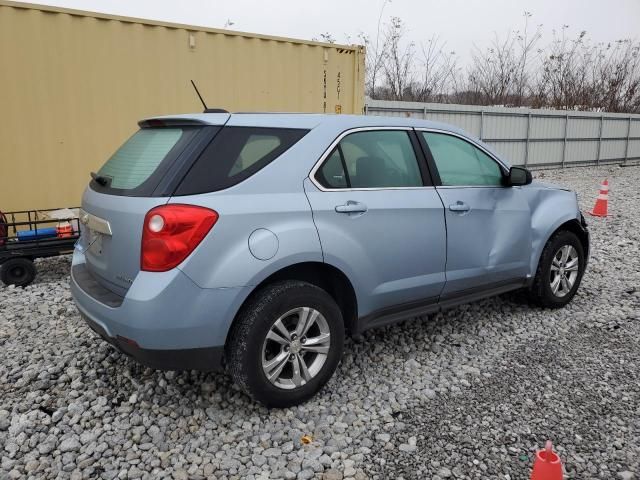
81 312 224 371
70 250 252 371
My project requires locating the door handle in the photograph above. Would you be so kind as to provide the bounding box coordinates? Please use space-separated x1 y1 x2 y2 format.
449 201 470 212
335 201 368 214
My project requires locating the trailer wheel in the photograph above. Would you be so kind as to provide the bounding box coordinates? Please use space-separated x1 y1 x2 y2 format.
1 258 36 287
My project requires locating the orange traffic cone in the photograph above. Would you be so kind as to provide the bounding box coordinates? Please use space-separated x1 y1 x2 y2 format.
531 440 563 480
589 179 609 217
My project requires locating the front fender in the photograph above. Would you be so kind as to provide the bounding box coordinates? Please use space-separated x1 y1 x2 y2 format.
526 187 582 277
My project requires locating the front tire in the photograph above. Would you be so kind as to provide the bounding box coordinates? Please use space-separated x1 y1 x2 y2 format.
226 281 344 408
529 230 585 308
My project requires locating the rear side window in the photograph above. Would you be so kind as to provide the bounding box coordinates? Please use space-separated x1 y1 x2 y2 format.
92 126 202 196
176 127 309 195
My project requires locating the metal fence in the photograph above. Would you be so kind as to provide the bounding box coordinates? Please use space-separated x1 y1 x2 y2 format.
365 99 640 168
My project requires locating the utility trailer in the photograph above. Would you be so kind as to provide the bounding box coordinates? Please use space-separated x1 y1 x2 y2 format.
0 208 80 287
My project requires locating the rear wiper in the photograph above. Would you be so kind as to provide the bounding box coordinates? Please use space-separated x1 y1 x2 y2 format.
90 172 111 187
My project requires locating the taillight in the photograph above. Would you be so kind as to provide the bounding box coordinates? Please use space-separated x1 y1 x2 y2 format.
141 204 218 272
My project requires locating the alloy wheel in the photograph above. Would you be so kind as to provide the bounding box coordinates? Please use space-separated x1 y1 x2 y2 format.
261 307 331 390
549 244 579 298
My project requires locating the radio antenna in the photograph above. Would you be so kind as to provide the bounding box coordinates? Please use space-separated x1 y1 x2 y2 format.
190 79 208 111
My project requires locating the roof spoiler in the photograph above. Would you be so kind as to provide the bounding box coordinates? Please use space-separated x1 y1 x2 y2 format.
138 118 209 128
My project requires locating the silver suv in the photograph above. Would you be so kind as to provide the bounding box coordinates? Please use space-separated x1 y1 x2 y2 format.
71 113 589 407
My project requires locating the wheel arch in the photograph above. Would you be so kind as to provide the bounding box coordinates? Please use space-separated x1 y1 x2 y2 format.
226 261 359 345
560 218 589 259
532 217 589 279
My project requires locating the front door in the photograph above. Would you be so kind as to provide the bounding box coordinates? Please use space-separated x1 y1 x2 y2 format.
418 130 532 296
305 128 447 318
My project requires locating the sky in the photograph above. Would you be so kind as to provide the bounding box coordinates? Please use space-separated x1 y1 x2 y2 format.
25 0 640 67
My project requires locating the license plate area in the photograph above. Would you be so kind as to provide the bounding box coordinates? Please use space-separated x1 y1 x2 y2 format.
87 228 104 256
80 209 112 235
80 210 111 256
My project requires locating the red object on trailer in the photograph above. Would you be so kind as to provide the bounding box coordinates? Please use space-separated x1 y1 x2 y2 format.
56 224 74 238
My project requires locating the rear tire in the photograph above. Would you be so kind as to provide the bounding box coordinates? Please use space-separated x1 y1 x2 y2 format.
529 230 585 308
226 281 344 408
0 257 37 287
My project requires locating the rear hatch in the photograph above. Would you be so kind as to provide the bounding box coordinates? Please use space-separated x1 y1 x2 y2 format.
80 113 311 296
80 115 227 295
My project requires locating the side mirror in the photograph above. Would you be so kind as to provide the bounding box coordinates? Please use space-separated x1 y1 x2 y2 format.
507 166 532 186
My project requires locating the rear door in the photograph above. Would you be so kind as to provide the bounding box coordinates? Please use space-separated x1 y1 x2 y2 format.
418 130 532 296
305 128 447 320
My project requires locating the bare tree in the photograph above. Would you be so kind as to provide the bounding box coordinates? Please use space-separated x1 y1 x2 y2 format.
514 12 543 105
533 27 589 109
467 33 518 105
530 27 640 113
312 32 336 44
414 36 459 102
591 40 640 112
316 9 640 113
464 12 542 106
381 17 415 100
359 0 393 98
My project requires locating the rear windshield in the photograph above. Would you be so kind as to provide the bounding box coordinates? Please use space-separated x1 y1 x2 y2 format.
175 127 309 195
91 126 202 196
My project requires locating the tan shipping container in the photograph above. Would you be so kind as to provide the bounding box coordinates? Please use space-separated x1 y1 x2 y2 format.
0 1 365 211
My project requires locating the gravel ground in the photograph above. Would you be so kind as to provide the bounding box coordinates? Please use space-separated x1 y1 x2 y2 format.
1 164 639 480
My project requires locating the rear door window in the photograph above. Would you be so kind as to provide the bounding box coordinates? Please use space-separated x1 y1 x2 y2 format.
315 148 348 189
315 130 424 189
175 127 308 195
